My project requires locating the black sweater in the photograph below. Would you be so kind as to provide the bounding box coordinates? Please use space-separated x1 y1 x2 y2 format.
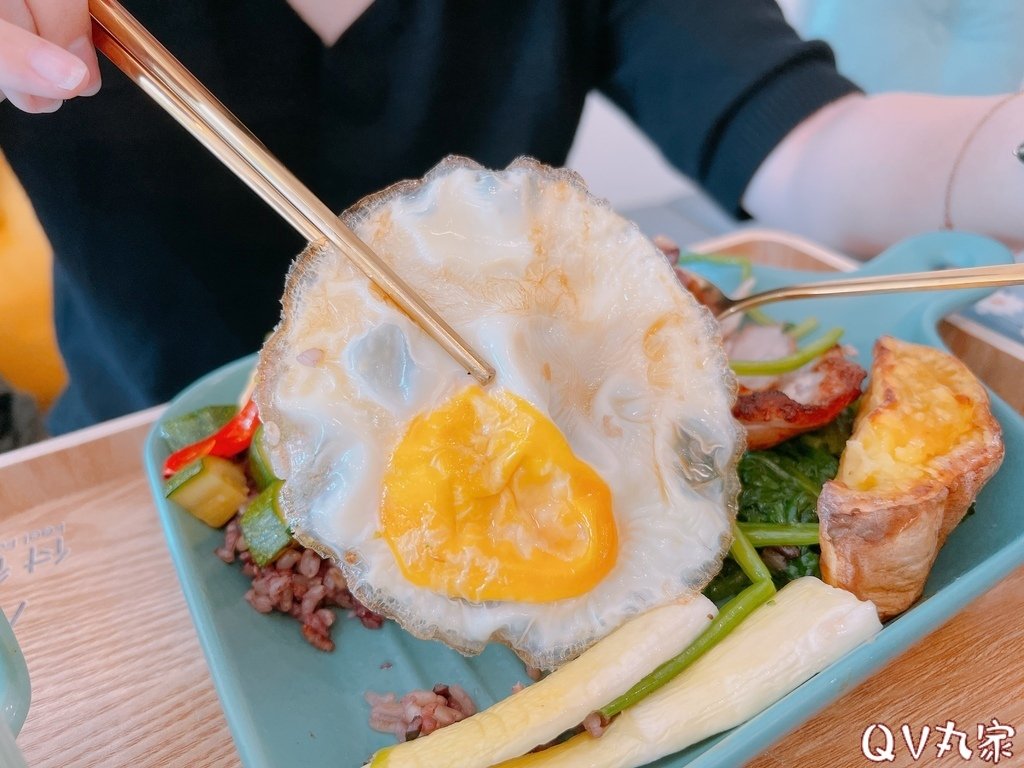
0 0 858 432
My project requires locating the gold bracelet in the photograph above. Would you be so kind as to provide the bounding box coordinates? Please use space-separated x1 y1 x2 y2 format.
944 91 1022 230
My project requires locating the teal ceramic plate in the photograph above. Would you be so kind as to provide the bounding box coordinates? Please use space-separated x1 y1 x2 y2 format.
144 231 1024 768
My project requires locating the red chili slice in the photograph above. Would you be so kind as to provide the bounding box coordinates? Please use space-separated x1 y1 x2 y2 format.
163 398 260 478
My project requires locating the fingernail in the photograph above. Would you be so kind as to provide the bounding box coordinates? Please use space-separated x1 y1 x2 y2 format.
79 79 101 96
28 45 88 91
67 36 101 95
30 96 63 113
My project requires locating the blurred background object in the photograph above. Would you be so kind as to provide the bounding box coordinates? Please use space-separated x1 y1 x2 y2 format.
776 0 1024 95
0 152 65 449
0 374 46 452
0 153 66 409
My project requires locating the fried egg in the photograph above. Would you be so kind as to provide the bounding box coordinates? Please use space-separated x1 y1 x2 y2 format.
255 157 743 669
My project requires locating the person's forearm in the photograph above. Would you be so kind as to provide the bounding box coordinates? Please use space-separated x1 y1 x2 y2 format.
743 92 1024 257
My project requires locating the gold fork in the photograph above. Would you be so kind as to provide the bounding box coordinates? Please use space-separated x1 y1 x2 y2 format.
685 263 1024 321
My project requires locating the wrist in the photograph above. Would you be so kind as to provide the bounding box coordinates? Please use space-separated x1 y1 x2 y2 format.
944 93 1024 250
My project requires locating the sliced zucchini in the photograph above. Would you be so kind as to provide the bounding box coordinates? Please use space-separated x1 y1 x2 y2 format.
165 456 248 528
240 480 292 566
247 424 279 491
161 405 238 452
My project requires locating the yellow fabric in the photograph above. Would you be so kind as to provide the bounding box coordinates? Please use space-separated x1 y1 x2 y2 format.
0 152 67 408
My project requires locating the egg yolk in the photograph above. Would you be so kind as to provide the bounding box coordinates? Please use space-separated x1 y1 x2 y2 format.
380 386 617 603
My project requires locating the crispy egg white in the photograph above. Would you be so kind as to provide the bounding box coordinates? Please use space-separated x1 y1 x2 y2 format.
255 157 743 669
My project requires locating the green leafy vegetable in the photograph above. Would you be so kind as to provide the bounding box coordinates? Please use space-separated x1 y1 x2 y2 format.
160 404 239 452
730 327 844 377
704 406 857 602
738 522 819 547
701 558 749 604
777 548 822 583
745 307 777 326
785 317 819 340
738 440 838 526
800 404 857 457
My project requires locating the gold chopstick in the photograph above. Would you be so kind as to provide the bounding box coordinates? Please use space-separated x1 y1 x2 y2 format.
89 0 495 385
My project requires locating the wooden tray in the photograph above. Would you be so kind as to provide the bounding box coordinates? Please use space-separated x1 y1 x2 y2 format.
2 230 1022 768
